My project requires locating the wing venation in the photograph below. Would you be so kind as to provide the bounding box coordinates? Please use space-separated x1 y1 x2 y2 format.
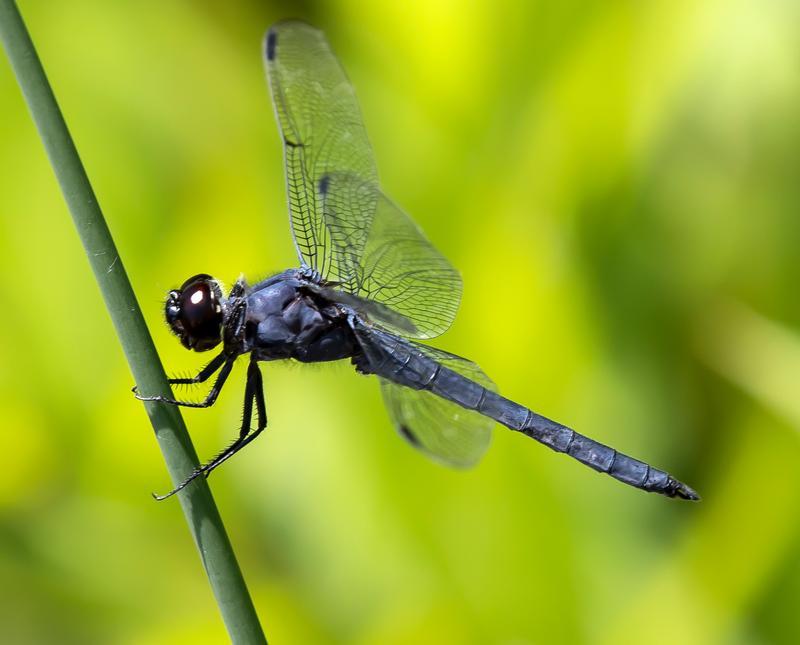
380 343 496 467
265 21 461 338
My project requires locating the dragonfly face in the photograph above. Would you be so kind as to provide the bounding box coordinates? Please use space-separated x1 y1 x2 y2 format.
136 20 698 502
165 274 224 352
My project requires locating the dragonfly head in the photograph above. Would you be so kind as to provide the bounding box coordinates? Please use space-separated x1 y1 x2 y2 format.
165 274 224 352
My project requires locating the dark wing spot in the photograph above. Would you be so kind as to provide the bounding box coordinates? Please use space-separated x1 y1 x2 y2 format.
318 174 330 196
265 30 277 61
399 424 421 447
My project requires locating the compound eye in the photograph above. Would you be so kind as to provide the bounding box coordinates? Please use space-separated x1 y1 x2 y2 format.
168 274 224 351
182 280 215 320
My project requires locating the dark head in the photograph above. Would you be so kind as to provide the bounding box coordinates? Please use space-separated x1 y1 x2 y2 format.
165 274 224 351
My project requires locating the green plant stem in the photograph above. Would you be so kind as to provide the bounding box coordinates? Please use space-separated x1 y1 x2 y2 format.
0 2 267 643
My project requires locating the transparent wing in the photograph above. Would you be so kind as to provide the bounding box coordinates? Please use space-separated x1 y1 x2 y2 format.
380 344 496 468
320 174 462 339
265 22 462 339
264 21 378 277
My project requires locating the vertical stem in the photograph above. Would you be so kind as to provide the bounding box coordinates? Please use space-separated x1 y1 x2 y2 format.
0 2 267 643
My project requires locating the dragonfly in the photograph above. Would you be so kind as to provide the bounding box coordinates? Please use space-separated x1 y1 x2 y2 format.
136 20 699 502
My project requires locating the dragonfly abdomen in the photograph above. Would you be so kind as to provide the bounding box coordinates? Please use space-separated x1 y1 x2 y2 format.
424 360 699 500
353 323 697 500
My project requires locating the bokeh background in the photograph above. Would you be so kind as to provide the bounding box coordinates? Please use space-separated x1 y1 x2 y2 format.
2 1 799 643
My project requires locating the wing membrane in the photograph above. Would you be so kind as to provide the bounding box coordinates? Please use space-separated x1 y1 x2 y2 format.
321 174 462 338
265 21 377 277
265 22 462 339
380 344 496 467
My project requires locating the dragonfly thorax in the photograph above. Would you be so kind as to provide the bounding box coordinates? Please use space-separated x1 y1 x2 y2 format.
244 270 358 363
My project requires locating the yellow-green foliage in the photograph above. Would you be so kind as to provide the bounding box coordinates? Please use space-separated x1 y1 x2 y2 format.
1 1 798 643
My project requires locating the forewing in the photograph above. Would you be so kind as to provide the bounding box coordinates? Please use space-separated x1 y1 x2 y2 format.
379 345 496 468
264 21 378 277
321 174 462 339
266 22 462 338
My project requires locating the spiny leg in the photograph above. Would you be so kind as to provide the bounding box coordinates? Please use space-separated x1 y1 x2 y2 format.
167 352 227 386
209 360 267 465
131 353 226 400
153 362 255 500
135 357 235 408
153 360 268 500
185 363 268 476
251 358 267 430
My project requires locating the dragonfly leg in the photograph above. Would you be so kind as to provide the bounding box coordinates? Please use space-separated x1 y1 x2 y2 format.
135 357 235 408
153 359 267 500
165 352 227 386
131 353 225 397
251 356 268 432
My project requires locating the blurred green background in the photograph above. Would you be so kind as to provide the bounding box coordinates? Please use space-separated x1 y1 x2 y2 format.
2 0 799 643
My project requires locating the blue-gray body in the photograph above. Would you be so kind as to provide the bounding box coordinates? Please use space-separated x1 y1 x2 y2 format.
243 270 357 363
239 270 697 500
